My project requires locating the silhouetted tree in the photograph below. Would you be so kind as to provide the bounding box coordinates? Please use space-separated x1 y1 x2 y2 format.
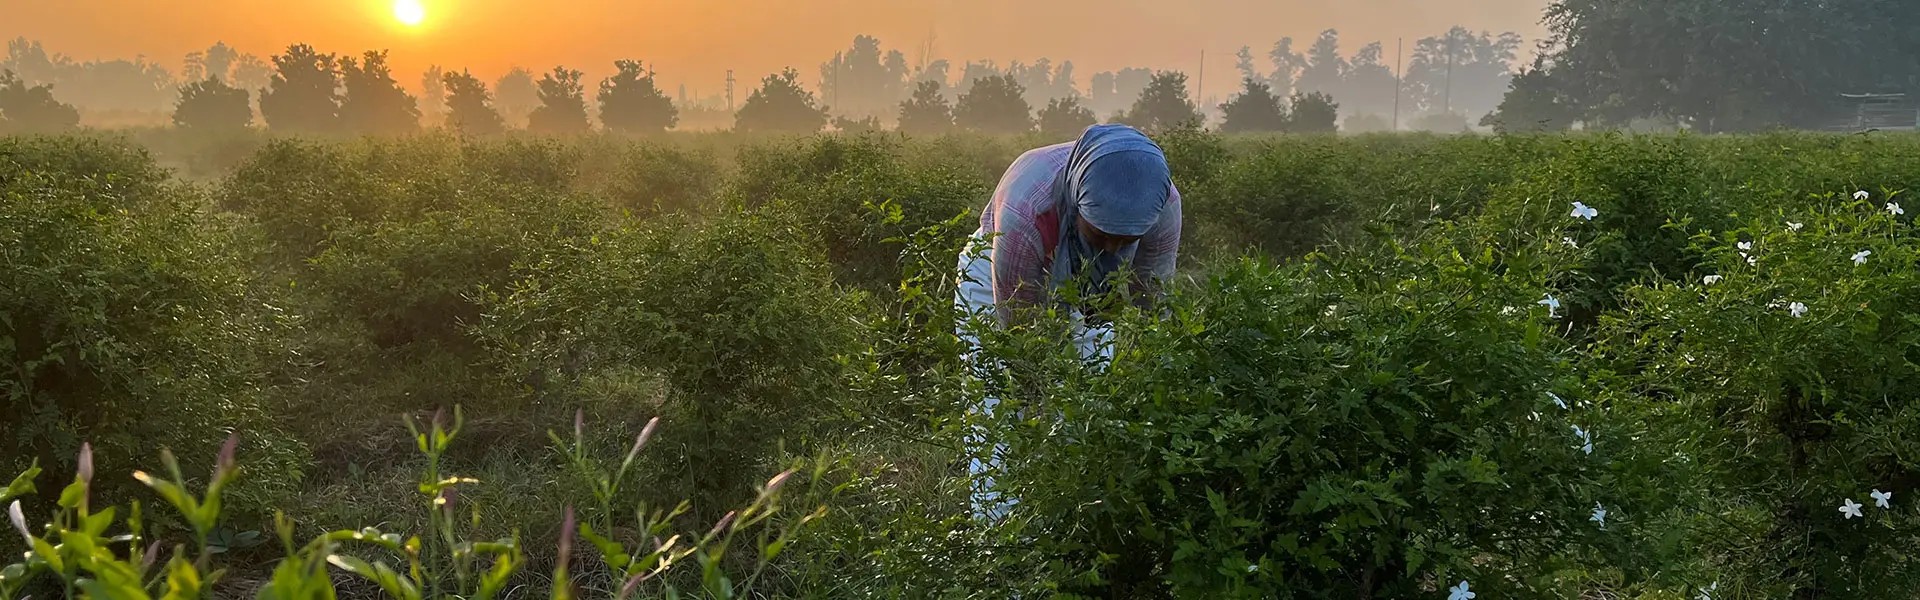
0 69 81 133
1218 79 1288 133
954 74 1031 134
528 66 590 133
1286 91 1340 133
1403 28 1522 119
1 38 62 86
598 59 678 134
441 69 505 135
172 77 251 131
1340 42 1399 119
1297 29 1347 98
1121 71 1201 132
734 68 828 133
420 65 445 125
259 44 340 132
231 53 270 114
833 115 881 133
1036 96 1095 138
820 35 910 121
1482 56 1574 133
1267 38 1305 97
338 50 419 134
494 67 539 128
896 80 953 135
184 41 239 84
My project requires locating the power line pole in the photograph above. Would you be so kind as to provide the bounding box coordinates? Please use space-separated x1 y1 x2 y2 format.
1196 49 1205 110
1393 37 1403 131
725 70 735 112
1444 35 1455 115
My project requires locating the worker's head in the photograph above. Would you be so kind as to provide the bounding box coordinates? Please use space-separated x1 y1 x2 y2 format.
1066 124 1171 255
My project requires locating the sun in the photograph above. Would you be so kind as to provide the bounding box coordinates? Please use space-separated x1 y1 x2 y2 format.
393 0 427 26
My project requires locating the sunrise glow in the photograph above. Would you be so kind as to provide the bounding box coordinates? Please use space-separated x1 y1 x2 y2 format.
393 0 426 27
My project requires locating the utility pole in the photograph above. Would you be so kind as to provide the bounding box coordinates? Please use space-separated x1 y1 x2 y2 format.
1393 37 1403 131
1444 35 1455 115
1196 49 1206 113
725 70 735 113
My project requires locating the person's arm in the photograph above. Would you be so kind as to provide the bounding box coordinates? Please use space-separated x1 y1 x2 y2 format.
1129 184 1182 310
990 214 1049 326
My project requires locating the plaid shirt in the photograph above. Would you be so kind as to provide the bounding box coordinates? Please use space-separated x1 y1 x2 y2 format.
979 141 1182 320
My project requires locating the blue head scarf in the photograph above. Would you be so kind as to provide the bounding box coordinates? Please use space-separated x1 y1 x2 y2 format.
1049 124 1172 302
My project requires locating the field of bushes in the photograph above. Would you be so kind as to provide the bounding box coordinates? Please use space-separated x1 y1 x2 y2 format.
6 128 1920 599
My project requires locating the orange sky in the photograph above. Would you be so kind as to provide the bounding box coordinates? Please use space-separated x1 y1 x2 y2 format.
6 0 1551 100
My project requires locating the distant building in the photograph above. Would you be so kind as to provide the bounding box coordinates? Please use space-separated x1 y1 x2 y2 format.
1837 93 1919 131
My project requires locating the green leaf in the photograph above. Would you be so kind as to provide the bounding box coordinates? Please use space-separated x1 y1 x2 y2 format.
0 461 40 503
326 555 420 600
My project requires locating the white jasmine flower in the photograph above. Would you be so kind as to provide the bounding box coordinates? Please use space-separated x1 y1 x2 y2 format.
1570 202 1599 220
1840 498 1864 519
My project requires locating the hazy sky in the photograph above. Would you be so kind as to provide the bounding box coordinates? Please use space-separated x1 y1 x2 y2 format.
6 0 1551 99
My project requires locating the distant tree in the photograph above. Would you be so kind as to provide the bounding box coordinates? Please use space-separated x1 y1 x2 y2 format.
231 53 271 116
1036 96 1096 138
1481 56 1575 133
172 77 251 131
1 38 62 87
1121 71 1201 132
1403 27 1522 119
953 74 1032 134
734 68 828 133
1234 46 1260 84
1267 37 1306 97
819 35 910 121
1297 29 1348 98
896 80 953 134
832 115 881 133
1286 91 1340 133
1340 42 1399 119
494 67 539 128
183 41 239 84
528 66 590 134
0 69 81 133
441 69 505 135
597 59 678 134
338 50 419 134
419 65 445 126
56 58 177 113
259 43 340 133
1218 79 1288 133
912 59 953 99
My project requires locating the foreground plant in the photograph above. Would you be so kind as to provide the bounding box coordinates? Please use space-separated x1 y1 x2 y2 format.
0 408 824 600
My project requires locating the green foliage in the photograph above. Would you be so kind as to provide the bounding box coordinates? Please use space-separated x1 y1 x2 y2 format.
440 69 506 136
1 410 818 600
1286 91 1340 133
338 50 421 135
734 69 828 134
259 44 340 133
1483 57 1576 133
475 213 868 521
1121 71 1203 133
1595 194 1920 596
597 60 679 135
954 75 1033 134
1036 96 1097 139
1217 79 1288 134
0 70 81 133
895 80 953 135
172 77 253 132
0 136 304 511
974 220 1602 598
528 66 590 134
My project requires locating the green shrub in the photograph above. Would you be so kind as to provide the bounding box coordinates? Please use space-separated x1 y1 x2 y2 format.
476 212 870 520
1595 191 1920 596
970 220 1609 597
0 136 304 508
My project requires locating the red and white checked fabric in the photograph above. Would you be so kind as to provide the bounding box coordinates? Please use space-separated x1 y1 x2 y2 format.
977 141 1182 321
